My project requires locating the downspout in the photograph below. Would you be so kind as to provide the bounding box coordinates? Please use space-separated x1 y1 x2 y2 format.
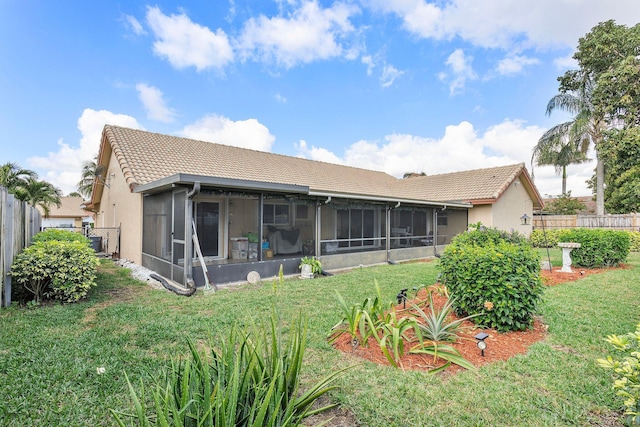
185 182 201 287
259 193 264 261
386 205 393 264
315 201 322 258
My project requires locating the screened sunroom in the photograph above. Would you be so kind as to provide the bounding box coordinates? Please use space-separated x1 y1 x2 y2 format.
137 175 469 287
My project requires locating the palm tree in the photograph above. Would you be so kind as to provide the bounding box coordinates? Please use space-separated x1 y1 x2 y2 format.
0 162 38 194
538 78 607 214
532 128 589 195
77 158 98 199
15 178 62 217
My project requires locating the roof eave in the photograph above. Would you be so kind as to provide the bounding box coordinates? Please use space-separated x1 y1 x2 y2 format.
308 190 472 208
133 174 310 195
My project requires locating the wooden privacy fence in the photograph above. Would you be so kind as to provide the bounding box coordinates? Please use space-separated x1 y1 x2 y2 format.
1 186 41 307
533 213 640 231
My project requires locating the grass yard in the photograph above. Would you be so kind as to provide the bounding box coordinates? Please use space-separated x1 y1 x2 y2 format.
1 251 639 426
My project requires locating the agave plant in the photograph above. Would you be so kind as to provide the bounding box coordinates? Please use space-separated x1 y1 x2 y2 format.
410 292 479 364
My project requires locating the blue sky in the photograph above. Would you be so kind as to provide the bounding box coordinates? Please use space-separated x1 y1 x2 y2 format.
2 1 640 198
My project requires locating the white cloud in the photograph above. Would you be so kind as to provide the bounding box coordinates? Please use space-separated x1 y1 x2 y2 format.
295 118 594 197
361 55 374 75
136 83 176 123
443 49 476 95
236 1 360 68
178 114 275 151
274 93 287 103
123 14 146 35
28 109 143 195
296 140 344 164
380 64 404 87
496 55 539 76
146 6 233 71
553 53 577 70
367 0 640 51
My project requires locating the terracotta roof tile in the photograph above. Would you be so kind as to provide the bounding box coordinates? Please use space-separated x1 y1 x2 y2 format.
104 125 402 199
393 163 541 206
100 126 541 208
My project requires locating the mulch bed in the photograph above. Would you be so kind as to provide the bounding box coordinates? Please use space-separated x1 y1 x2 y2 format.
331 265 627 373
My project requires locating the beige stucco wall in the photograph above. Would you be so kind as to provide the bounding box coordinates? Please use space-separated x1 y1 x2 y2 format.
95 150 143 262
468 204 493 227
492 179 534 237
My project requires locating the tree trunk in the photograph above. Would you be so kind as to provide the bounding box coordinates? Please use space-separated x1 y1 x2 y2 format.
561 165 567 195
595 153 605 215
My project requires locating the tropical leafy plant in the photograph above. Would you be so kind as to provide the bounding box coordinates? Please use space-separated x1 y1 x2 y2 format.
597 323 640 426
330 281 390 347
373 308 418 368
298 256 322 276
112 313 349 426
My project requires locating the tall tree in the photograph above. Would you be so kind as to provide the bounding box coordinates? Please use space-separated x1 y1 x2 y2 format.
532 113 589 195
553 20 640 215
0 162 38 194
77 158 98 199
598 127 640 213
15 178 62 217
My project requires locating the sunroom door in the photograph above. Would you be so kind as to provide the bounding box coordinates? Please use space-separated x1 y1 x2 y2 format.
194 201 221 257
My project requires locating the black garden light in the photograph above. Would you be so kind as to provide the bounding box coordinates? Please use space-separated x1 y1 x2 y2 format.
474 332 489 356
520 213 530 225
396 288 408 309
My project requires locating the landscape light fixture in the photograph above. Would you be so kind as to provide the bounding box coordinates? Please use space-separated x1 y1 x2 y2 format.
396 288 408 309
474 332 489 357
520 213 530 225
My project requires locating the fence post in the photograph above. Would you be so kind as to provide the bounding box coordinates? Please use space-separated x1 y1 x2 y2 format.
2 192 14 308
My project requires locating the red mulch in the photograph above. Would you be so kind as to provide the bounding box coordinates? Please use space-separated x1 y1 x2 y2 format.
331 265 626 374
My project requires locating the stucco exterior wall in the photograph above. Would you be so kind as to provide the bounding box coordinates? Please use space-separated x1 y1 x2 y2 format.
492 179 534 237
96 150 143 263
468 204 493 227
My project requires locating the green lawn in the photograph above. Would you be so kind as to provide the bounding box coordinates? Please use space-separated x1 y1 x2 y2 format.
1 251 638 426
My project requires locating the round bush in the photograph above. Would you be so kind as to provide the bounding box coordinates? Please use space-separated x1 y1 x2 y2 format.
556 228 630 267
10 240 99 303
439 228 544 332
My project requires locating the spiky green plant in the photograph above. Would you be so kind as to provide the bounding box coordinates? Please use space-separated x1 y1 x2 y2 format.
111 313 348 426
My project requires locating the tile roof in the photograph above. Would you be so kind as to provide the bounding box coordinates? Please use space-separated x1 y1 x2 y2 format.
393 163 542 207
101 125 431 202
97 126 541 208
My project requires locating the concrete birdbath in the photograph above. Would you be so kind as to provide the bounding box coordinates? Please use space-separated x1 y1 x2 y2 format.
557 242 581 273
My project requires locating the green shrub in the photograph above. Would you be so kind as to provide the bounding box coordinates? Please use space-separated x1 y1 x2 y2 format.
455 222 528 246
10 240 99 303
597 323 640 426
529 228 562 248
111 313 348 426
557 228 630 267
32 228 90 245
439 227 544 332
628 231 640 252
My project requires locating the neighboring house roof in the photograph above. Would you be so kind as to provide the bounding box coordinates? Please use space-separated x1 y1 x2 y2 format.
39 196 88 218
542 196 596 214
93 125 470 208
393 163 544 209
